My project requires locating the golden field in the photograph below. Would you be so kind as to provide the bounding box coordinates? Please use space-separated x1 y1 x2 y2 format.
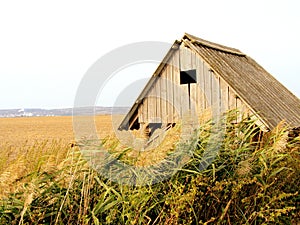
0 115 116 147
0 114 180 166
0 115 117 197
0 114 179 201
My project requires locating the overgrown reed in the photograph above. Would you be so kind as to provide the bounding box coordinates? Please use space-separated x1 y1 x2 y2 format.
0 112 299 224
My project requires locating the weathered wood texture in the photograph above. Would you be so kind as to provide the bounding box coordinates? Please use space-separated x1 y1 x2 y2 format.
137 45 251 125
120 34 300 131
184 33 300 129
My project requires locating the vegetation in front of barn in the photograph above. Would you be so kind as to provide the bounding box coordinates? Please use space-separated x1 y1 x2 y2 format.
0 113 299 224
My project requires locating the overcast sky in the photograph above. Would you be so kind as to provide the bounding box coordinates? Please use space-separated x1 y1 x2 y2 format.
0 0 299 109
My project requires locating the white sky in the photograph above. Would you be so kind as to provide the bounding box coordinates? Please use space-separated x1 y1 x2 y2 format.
0 0 299 109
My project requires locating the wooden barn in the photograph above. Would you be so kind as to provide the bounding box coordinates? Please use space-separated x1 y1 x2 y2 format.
119 33 300 133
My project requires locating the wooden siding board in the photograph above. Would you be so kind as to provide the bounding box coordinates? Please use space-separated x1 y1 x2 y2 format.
220 77 229 112
197 57 206 110
161 69 167 123
147 96 151 122
156 76 161 123
203 63 212 108
197 84 203 114
181 84 189 117
148 87 155 123
190 51 201 114
173 50 181 118
143 98 148 123
228 87 236 110
138 101 144 123
166 64 173 123
190 83 197 114
180 46 192 71
236 97 243 122
211 71 219 110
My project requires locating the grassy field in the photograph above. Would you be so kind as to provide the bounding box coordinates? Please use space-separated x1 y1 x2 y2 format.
0 115 114 147
0 115 114 199
0 114 299 224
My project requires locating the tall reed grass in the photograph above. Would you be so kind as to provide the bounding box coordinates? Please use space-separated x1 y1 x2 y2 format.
0 112 299 224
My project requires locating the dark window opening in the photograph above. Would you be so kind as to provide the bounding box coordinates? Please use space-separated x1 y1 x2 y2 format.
130 117 140 130
147 123 162 136
180 69 197 84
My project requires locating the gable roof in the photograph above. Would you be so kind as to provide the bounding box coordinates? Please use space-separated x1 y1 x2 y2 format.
183 33 300 129
119 33 300 130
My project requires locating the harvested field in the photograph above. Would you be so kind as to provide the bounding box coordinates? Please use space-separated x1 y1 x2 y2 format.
0 115 116 147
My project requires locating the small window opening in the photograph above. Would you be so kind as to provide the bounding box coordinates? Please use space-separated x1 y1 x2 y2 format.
147 123 162 136
180 69 197 84
130 117 140 130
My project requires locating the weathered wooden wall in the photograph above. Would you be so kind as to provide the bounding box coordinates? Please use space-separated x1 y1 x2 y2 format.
138 44 253 125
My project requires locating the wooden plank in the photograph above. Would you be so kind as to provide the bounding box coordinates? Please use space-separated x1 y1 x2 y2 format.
190 51 198 114
161 71 167 123
196 83 203 114
241 101 250 119
219 77 229 112
138 101 144 123
153 79 158 123
236 97 250 121
197 57 206 111
181 84 189 117
186 47 193 70
211 71 219 111
147 96 152 123
190 83 197 115
180 46 192 71
194 55 203 115
236 97 242 110
152 82 157 123
148 86 155 123
173 50 181 118
170 62 175 122
218 77 222 114
143 97 148 123
228 87 237 123
180 46 186 71
156 76 161 123
191 51 196 71
203 63 211 108
165 65 173 123
236 97 243 122
228 87 236 110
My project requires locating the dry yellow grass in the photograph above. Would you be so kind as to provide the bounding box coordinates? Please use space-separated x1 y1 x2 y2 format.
0 114 118 196
0 116 74 147
1 112 299 224
0 114 185 195
0 115 116 147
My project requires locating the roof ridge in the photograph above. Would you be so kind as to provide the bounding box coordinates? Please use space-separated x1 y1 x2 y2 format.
184 33 246 56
